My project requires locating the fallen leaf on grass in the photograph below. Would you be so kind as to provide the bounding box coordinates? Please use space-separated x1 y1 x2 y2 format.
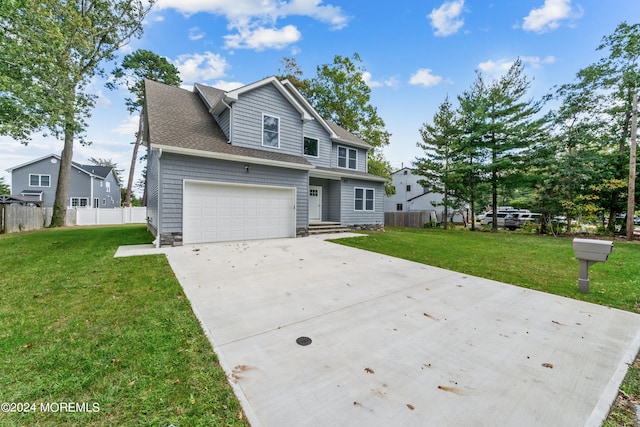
23 342 33 349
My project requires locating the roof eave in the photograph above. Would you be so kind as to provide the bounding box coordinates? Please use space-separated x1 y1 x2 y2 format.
151 144 314 171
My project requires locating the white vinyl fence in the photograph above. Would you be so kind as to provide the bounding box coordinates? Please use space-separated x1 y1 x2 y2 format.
74 207 147 225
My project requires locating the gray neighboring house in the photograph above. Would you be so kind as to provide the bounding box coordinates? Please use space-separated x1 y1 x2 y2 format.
6 154 122 208
143 76 386 246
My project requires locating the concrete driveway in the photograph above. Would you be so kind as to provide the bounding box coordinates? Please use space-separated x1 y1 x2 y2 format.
116 235 640 426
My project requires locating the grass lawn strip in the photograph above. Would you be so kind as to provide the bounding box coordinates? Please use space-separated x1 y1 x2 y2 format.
0 226 248 426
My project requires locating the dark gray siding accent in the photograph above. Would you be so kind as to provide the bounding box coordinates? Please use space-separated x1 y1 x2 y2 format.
216 108 231 139
327 180 342 222
146 149 160 233
302 119 332 167
11 156 61 207
158 153 308 234
331 143 368 173
339 178 385 225
231 85 303 157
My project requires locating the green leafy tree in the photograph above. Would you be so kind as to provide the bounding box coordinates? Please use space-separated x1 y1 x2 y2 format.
0 176 10 194
414 96 463 229
0 0 155 227
109 49 181 206
461 60 547 231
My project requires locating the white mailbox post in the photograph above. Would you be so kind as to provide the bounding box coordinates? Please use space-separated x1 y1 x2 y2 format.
572 238 613 293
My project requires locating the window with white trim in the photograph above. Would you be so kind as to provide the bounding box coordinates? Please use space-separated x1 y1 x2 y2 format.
262 114 280 148
70 197 89 207
29 174 50 187
106 182 111 193
338 146 357 169
303 137 319 157
396 203 403 211
354 187 375 211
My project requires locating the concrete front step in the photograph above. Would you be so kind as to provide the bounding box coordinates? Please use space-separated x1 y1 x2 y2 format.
308 223 350 235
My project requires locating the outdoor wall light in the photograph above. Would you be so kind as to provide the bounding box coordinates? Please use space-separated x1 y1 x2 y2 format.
245 165 250 173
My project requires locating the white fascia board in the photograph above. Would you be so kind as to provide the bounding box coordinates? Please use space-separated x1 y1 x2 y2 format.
310 168 388 183
330 137 372 150
151 144 315 171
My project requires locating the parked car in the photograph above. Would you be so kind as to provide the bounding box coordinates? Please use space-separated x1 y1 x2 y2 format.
480 209 530 228
505 212 542 231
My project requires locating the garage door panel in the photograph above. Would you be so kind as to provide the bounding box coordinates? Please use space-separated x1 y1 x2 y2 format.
183 181 295 244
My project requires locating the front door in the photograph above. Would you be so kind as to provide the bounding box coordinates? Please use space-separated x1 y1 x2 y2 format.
309 185 322 222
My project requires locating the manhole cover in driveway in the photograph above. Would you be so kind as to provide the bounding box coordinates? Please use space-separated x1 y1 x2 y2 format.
296 336 312 346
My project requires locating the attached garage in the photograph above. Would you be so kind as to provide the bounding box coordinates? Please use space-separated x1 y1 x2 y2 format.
183 180 296 244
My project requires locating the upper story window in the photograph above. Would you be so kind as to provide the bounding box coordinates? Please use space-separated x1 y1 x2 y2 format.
338 146 357 170
262 114 280 148
29 174 50 187
304 137 319 157
406 185 411 192
105 182 111 193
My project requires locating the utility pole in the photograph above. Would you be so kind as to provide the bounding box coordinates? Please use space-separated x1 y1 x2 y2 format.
627 94 637 241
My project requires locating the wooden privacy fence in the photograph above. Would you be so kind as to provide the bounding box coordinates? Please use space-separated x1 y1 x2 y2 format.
384 211 437 228
1 204 46 233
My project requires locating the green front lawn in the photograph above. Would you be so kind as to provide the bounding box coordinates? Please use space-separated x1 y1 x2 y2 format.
0 226 248 426
334 227 640 313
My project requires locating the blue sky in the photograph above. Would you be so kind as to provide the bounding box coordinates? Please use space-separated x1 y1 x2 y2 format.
1 0 637 194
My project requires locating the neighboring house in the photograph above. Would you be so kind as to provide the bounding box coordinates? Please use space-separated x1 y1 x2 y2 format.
6 154 122 208
143 76 386 246
385 167 466 223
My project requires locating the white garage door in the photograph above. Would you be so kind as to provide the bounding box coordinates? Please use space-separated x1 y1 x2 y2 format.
183 181 296 244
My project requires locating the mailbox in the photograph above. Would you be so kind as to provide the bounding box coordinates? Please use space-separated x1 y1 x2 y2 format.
572 238 613 293
573 238 613 262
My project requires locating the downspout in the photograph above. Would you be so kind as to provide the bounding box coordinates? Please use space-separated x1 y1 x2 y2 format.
90 176 94 208
155 148 162 248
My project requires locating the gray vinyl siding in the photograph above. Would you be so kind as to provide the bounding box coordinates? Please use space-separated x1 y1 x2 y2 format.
146 149 160 233
216 108 231 140
231 85 303 156
339 179 385 225
158 152 308 234
302 119 332 167
10 156 120 208
11 156 60 207
331 144 368 173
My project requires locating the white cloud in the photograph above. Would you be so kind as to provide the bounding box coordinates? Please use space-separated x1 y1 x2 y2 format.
224 25 301 51
172 52 230 84
522 0 583 33
428 0 465 37
157 0 349 50
188 27 205 41
112 115 140 136
362 72 401 89
409 69 444 87
478 56 556 78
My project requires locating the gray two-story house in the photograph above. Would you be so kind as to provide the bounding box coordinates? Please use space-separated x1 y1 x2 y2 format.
143 76 386 246
7 154 121 208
